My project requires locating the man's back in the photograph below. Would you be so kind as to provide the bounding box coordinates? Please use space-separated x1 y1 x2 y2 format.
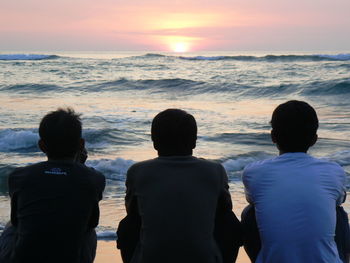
9 160 105 263
126 156 231 263
243 152 345 263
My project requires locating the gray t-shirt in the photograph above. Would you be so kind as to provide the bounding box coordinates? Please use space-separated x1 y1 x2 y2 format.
243 152 346 263
125 156 232 263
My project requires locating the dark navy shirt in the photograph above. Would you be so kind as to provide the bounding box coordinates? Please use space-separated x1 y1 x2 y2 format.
8 160 105 263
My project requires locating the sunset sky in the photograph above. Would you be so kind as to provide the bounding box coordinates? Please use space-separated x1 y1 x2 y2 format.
1 0 349 51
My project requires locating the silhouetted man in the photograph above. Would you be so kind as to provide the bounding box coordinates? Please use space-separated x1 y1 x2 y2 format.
117 109 242 263
0 108 105 263
242 100 349 263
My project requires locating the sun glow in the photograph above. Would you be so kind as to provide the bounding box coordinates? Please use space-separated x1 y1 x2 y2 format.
172 42 189 52
157 36 197 52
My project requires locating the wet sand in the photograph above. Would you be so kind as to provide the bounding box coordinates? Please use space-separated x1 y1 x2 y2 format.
95 240 251 263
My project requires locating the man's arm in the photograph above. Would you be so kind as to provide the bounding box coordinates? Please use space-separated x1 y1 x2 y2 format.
334 165 349 262
10 193 18 227
124 166 141 217
117 166 141 263
242 166 255 204
216 166 233 214
88 173 105 229
214 165 242 263
8 171 20 227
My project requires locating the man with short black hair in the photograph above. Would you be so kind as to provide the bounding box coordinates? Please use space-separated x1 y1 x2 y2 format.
0 108 105 263
242 100 348 263
117 109 242 263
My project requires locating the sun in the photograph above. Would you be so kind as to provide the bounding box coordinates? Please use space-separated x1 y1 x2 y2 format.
172 42 189 53
158 36 195 52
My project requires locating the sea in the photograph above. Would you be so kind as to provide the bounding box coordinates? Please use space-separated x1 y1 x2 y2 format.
0 51 350 238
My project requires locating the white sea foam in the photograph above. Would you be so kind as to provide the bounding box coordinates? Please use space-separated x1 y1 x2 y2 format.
87 158 135 180
97 230 117 239
87 155 268 180
222 150 350 176
222 152 274 173
0 129 38 151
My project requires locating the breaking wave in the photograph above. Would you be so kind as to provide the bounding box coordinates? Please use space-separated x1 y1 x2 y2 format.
0 54 59 61
180 54 350 62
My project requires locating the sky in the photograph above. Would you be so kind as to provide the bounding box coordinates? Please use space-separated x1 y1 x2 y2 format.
1 0 350 52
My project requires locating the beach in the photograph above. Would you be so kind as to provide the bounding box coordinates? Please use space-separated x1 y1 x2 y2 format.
95 241 251 263
0 51 349 260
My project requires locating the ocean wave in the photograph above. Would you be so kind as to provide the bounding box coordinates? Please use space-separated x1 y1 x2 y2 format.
1 84 64 94
326 150 350 166
222 152 275 174
86 158 135 181
93 78 205 93
178 54 350 62
0 54 59 61
317 54 350 61
91 77 350 98
202 133 271 146
180 55 231 61
83 128 144 148
0 128 144 153
143 53 167 58
0 129 39 152
2 77 349 99
223 150 350 175
97 230 117 240
301 79 350 96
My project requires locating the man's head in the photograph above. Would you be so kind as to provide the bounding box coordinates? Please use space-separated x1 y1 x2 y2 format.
38 108 84 160
271 100 318 153
151 109 197 156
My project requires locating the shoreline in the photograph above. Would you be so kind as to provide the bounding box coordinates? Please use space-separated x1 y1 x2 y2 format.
95 240 251 263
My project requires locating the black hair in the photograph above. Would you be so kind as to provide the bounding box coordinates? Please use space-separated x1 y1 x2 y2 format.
271 100 318 152
39 108 82 159
151 109 197 156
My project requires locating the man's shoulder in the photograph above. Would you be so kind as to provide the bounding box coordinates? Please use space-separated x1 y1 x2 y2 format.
9 162 47 178
130 156 222 168
243 156 278 173
76 162 104 177
73 163 105 189
128 156 224 177
310 156 343 169
309 156 345 177
10 161 105 183
127 158 157 171
194 158 226 175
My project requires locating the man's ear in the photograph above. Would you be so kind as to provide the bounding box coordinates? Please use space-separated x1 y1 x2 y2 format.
191 136 197 150
38 139 47 154
153 141 159 151
79 138 85 151
271 129 277 144
310 134 318 147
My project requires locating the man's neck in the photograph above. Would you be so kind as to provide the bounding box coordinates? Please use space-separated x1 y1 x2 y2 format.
279 150 307 155
158 149 193 157
47 156 76 162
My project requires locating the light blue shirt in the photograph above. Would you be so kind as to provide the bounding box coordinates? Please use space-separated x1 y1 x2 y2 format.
243 152 346 263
